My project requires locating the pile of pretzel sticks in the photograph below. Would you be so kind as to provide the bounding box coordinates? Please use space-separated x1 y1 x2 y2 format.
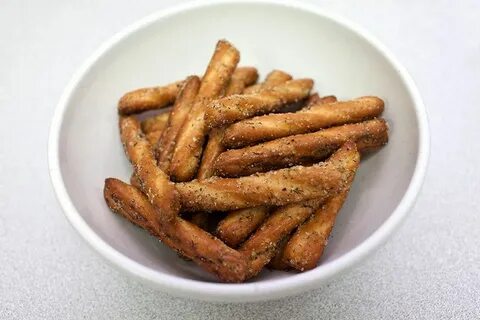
104 39 388 282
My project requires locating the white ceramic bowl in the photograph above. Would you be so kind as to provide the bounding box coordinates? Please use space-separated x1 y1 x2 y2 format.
48 0 429 302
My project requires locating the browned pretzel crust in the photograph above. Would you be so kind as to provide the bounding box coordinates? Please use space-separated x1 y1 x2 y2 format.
243 70 293 94
141 112 170 134
283 174 357 271
216 206 270 247
197 67 258 180
118 81 183 115
170 40 240 181
215 118 388 177
176 142 359 212
239 142 359 278
205 79 313 128
240 199 322 278
155 76 200 172
119 116 180 221
223 96 383 148
196 128 225 180
225 67 259 95
103 178 248 282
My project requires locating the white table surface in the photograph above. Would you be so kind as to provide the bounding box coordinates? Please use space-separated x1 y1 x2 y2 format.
1 0 479 318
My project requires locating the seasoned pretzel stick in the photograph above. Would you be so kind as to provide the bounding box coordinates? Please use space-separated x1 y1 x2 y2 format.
141 112 170 134
192 67 260 231
197 67 259 180
155 76 201 172
196 128 226 180
225 67 259 95
243 70 293 94
104 178 248 282
119 116 180 221
118 81 183 115
130 114 169 190
176 142 358 212
170 40 240 182
205 79 313 128
223 96 383 148
282 161 358 271
216 206 270 247
239 142 359 278
215 118 388 177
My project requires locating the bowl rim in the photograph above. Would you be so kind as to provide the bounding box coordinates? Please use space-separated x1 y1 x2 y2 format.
48 0 430 302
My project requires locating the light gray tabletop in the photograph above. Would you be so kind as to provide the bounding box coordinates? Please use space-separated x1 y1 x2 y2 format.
1 0 479 319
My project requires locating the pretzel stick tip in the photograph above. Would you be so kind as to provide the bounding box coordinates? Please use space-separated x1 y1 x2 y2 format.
118 81 183 115
216 206 270 247
169 40 240 182
243 70 293 94
225 66 259 95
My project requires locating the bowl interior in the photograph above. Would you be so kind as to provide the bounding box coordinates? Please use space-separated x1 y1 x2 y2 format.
56 2 419 284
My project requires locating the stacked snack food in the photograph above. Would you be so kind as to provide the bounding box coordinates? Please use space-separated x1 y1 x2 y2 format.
104 39 389 282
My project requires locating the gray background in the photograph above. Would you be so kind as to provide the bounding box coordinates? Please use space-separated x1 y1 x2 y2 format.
1 0 479 319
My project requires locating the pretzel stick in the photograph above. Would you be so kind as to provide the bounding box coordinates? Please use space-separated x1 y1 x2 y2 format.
155 76 201 172
216 206 270 247
225 67 259 95
197 67 259 180
223 96 383 148
282 168 357 271
119 116 179 221
176 141 359 212
215 118 388 177
239 142 359 278
196 129 226 180
118 81 183 115
103 178 248 282
170 40 240 182
130 114 169 190
141 112 170 134
192 67 257 226
243 70 293 94
205 79 313 128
